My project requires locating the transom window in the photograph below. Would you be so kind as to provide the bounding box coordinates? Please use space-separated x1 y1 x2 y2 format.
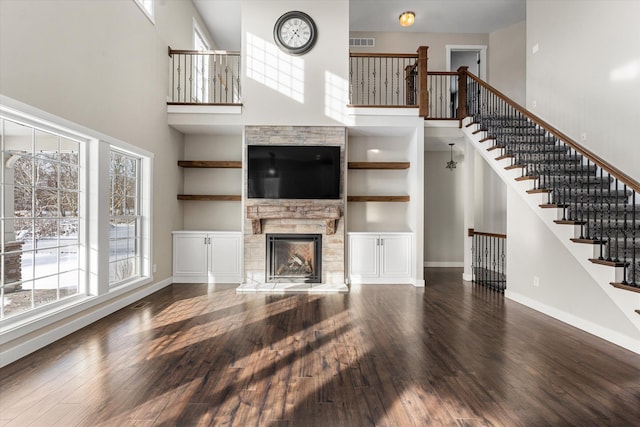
134 0 154 23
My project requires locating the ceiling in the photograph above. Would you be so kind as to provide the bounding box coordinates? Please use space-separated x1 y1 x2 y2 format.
192 0 526 51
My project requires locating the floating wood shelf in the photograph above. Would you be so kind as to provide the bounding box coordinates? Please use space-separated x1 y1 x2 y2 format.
347 195 410 202
177 194 241 201
178 161 242 168
348 162 410 170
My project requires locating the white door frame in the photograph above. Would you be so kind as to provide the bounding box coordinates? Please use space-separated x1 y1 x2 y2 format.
446 45 487 80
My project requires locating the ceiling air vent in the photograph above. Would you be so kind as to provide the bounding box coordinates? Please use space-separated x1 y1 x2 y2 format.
349 38 375 48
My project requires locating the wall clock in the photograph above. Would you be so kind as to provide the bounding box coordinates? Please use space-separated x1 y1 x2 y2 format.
273 11 317 55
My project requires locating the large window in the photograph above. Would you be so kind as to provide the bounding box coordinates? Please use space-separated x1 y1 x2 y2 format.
109 150 141 285
1 118 81 319
0 101 152 324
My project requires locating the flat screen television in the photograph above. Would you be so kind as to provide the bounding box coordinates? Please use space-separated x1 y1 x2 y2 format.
247 145 341 199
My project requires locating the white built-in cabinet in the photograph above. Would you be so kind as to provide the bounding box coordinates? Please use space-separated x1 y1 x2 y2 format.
348 232 412 284
172 231 242 283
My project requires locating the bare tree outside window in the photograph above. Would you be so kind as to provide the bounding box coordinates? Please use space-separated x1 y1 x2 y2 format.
1 119 81 319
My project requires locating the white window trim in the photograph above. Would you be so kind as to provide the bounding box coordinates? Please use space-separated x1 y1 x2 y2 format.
134 0 155 24
0 96 157 367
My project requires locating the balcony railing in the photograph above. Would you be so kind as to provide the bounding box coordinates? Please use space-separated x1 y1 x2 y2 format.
348 53 418 107
168 48 241 105
166 45 465 120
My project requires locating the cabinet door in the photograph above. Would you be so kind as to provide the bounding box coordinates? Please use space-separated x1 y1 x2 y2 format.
173 233 208 279
348 234 380 281
380 234 411 278
209 233 242 282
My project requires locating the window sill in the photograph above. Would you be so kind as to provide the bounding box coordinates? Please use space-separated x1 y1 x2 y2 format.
1 276 153 345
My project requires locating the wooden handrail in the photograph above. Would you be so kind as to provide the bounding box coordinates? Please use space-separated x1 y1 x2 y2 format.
464 71 640 194
427 71 458 76
468 228 507 239
349 52 418 58
168 47 240 57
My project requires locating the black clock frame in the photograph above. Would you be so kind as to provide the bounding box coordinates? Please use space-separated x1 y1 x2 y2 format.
273 11 317 56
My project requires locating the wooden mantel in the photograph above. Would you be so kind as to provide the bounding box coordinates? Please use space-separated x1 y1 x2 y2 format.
246 205 341 235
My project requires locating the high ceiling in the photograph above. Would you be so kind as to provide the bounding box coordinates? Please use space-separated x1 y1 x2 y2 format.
193 0 526 51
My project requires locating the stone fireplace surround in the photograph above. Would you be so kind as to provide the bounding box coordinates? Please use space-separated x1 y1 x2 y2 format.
237 126 349 293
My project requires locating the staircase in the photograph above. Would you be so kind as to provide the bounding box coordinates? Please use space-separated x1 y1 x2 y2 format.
460 72 640 342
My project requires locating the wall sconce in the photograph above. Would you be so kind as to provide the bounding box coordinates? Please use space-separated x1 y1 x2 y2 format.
399 11 415 27
446 143 457 171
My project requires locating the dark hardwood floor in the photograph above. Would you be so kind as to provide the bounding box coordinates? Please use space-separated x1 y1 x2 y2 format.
1 268 640 426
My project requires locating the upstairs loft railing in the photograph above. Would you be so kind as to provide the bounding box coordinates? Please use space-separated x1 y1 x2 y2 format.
348 48 466 120
168 47 241 105
348 52 418 107
463 71 639 289
166 45 463 119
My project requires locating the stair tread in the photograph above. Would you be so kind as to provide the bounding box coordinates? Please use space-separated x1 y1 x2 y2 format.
610 282 640 293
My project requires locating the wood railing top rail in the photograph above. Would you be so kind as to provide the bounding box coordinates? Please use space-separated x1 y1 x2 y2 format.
168 47 240 57
349 52 418 58
427 71 458 76
468 228 507 239
465 72 640 194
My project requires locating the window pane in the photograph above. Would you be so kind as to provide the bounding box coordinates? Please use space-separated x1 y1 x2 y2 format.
109 150 141 285
1 116 82 319
34 129 58 159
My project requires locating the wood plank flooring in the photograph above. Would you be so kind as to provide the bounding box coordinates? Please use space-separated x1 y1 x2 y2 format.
1 268 640 426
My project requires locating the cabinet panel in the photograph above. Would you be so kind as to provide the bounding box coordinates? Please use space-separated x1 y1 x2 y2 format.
348 234 380 279
209 234 242 281
173 233 208 278
380 235 411 278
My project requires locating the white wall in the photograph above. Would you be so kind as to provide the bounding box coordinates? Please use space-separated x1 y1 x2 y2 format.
241 0 350 125
489 21 526 105
473 152 507 234
506 187 640 343
350 31 489 72
527 0 640 181
424 149 465 266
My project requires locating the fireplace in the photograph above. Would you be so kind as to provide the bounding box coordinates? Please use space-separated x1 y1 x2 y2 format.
266 234 321 283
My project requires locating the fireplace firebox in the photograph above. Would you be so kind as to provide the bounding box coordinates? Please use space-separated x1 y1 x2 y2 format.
266 234 321 283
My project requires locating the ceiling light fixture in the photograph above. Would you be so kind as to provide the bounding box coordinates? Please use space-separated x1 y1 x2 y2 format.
399 11 415 27
446 143 457 171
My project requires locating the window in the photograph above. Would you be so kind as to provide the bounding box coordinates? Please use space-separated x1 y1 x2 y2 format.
1 118 82 320
109 150 141 285
193 23 210 102
134 0 154 23
1 99 152 325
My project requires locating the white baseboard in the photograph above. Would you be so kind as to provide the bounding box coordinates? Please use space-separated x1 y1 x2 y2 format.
462 273 473 281
0 278 172 368
424 261 464 268
505 290 640 355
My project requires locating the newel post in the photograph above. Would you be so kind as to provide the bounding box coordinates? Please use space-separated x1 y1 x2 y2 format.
457 66 469 125
417 46 429 118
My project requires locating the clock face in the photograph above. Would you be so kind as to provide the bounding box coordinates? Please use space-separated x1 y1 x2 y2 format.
274 11 317 55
